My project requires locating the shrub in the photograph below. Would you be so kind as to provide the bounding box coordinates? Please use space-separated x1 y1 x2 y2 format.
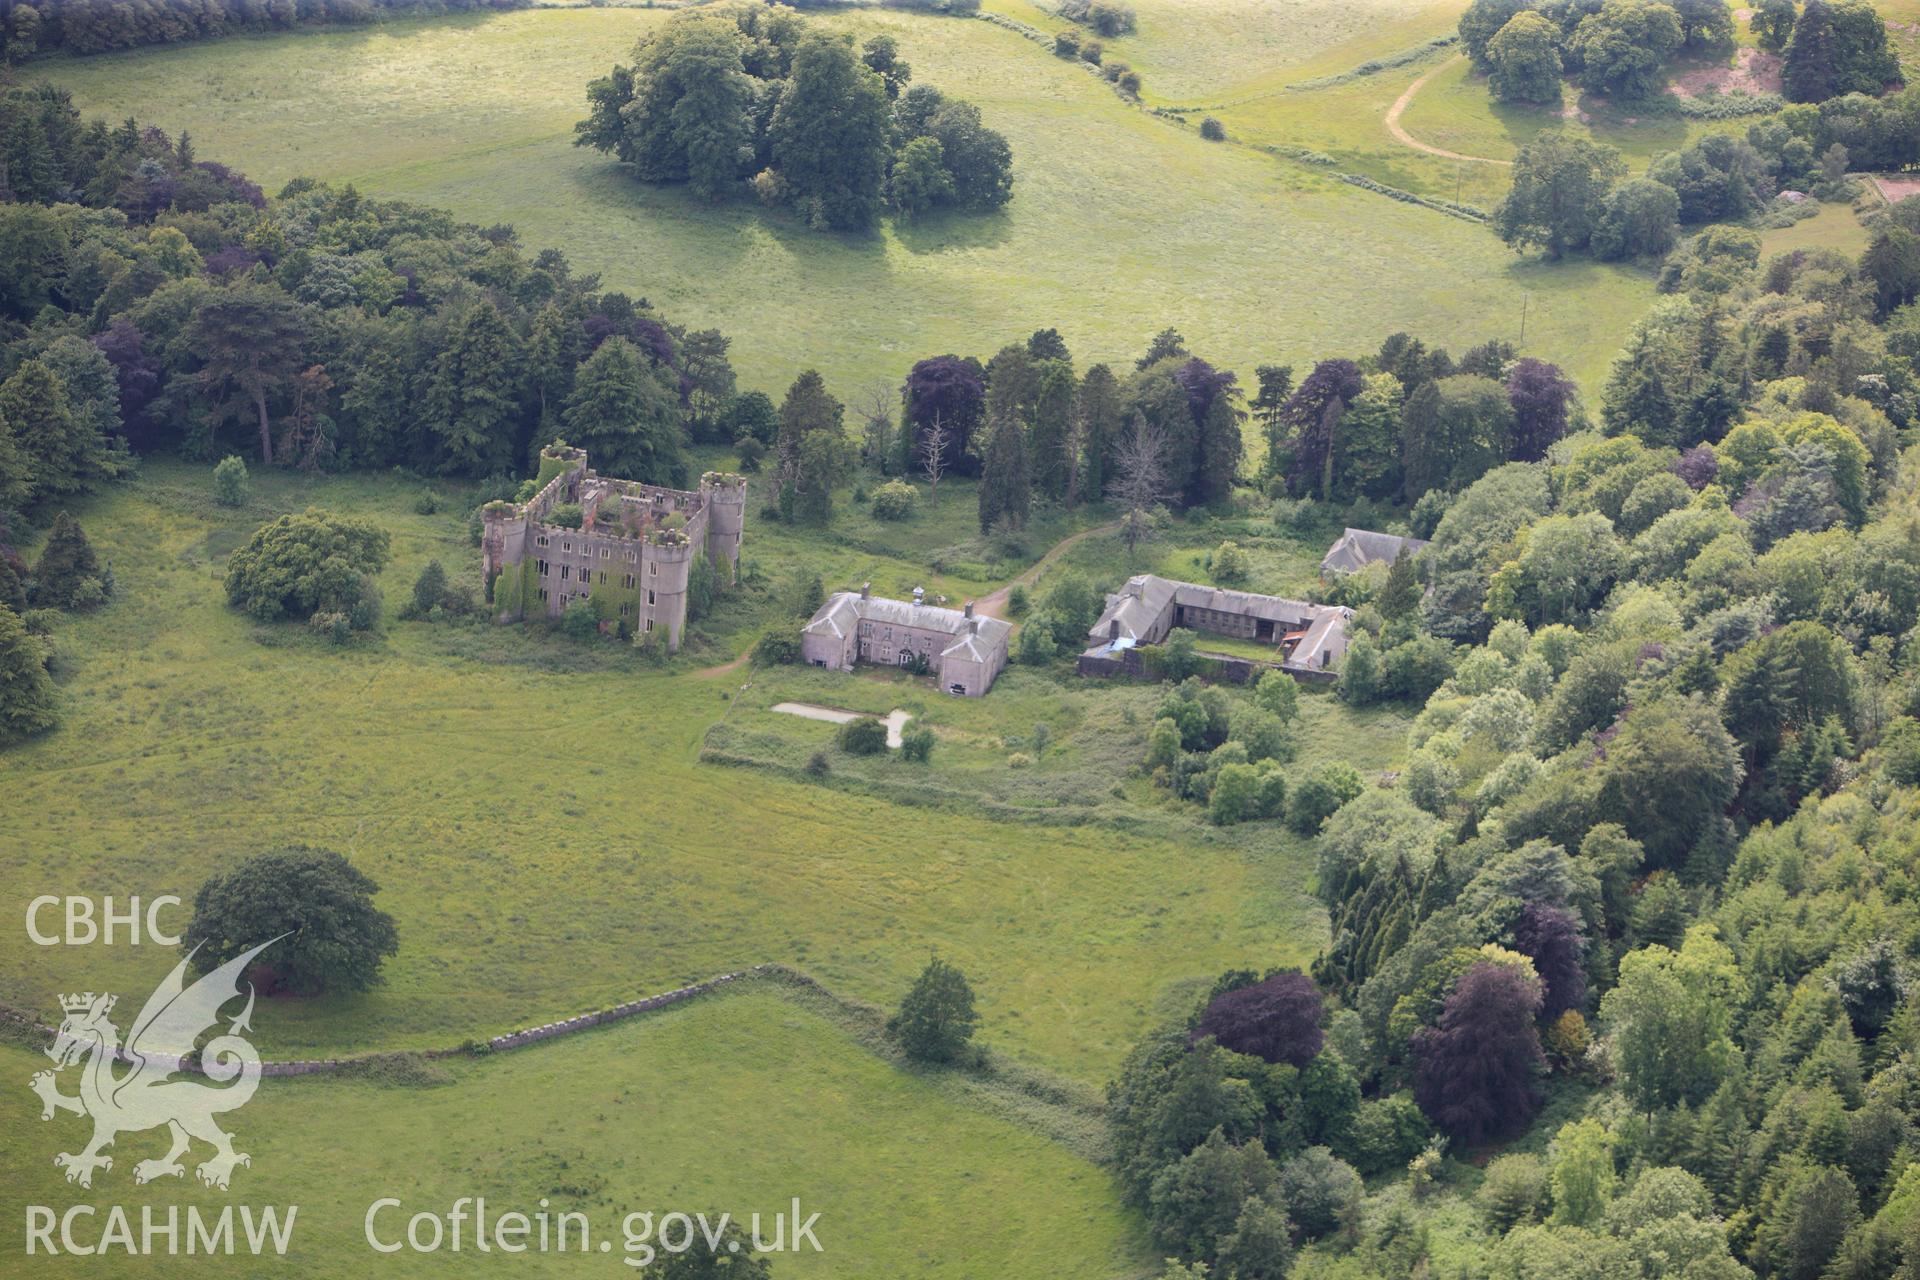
839 716 889 755
561 599 600 642
1005 584 1031 617
900 725 935 762
412 491 441 515
1287 762 1365 835
805 750 831 777
1199 116 1226 141
309 610 352 645
1211 539 1249 584
547 502 584 529
1478 1153 1551 1233
753 631 801 665
1053 29 1081 57
1016 615 1058 665
408 560 449 619
212 455 250 507
870 479 918 521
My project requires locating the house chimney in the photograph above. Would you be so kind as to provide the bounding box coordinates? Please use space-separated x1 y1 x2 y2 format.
1109 620 1120 641
860 582 871 601
969 617 979 635
964 600 974 619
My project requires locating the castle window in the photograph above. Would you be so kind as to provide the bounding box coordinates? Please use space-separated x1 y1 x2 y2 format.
536 535 549 547
619 603 632 618
536 559 549 576
623 574 635 589
597 571 606 585
538 588 548 603
562 542 572 553
600 548 610 559
625 551 636 563
647 590 655 605
651 562 657 576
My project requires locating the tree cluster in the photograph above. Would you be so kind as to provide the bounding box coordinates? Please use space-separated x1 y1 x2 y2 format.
0 0 528 62
575 7 1012 231
1171 221 1920 1278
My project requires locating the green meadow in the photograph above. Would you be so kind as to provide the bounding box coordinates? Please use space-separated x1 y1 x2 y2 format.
34 4 1656 397
0 982 1152 1277
0 457 1381 1084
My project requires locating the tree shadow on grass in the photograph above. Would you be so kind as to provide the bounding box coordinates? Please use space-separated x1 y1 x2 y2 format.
889 205 1017 256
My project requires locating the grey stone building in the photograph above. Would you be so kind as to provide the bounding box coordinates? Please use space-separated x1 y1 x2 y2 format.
481 445 745 651
801 586 1012 697
1084 574 1352 674
1320 528 1429 576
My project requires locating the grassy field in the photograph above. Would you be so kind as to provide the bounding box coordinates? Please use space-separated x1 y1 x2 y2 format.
0 459 1366 1083
0 981 1152 1277
34 4 1657 398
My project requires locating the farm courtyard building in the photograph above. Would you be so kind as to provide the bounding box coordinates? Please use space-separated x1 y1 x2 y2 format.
801 586 1012 697
482 445 745 651
1085 575 1353 675
1320 528 1429 576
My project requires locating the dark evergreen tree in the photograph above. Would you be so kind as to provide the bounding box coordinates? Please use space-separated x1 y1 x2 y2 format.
561 337 687 486
0 603 56 744
978 407 1030 533
30 511 101 609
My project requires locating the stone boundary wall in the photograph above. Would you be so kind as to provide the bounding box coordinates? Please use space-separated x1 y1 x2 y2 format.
24 964 781 1080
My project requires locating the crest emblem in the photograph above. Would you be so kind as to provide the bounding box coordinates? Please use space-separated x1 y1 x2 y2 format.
30 939 280 1190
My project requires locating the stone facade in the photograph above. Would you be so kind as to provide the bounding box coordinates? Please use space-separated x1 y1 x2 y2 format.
481 445 745 651
801 586 1012 697
1083 574 1352 675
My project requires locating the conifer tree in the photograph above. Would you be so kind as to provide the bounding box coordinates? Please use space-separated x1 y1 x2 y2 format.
1028 358 1075 501
561 338 687 486
978 407 1030 534
30 511 101 609
0 603 55 744
0 359 79 500
1073 362 1122 501
422 299 523 475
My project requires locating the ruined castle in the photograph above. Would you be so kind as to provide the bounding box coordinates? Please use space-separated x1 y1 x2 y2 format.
481 445 746 651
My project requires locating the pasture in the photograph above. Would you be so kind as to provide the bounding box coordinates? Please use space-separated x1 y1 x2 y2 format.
34 4 1657 398
0 981 1152 1277
0 458 1371 1083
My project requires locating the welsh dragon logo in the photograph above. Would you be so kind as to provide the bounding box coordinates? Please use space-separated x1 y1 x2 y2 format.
30 938 280 1191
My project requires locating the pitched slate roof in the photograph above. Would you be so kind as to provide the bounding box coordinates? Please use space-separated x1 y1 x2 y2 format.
1321 528 1429 575
802 592 1010 658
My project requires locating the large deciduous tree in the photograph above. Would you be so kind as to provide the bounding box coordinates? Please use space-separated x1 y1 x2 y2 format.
1192 972 1326 1067
887 956 979 1063
1496 132 1627 258
769 33 892 231
1413 960 1546 1145
184 845 399 995
1488 12 1565 105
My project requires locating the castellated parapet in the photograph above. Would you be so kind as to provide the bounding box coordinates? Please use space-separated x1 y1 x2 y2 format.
480 445 746 652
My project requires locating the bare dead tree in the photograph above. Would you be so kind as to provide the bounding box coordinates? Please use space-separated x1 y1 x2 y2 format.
919 410 950 508
1109 410 1172 565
